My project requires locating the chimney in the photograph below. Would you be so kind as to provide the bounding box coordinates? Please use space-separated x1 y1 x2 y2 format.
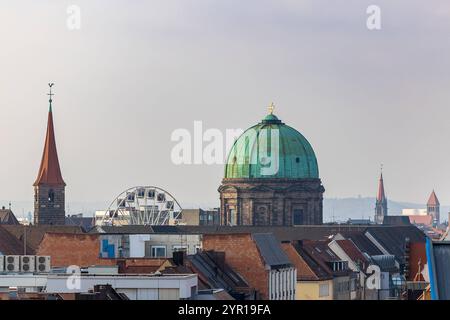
116 260 126 274
173 251 186 266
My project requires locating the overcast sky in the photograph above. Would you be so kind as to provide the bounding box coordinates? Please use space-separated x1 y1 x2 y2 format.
1 0 449 213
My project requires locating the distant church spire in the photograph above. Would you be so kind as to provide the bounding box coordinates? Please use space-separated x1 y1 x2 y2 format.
33 83 66 225
375 167 387 224
427 190 440 226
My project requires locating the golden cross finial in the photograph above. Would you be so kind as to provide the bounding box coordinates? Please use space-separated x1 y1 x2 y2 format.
268 102 275 114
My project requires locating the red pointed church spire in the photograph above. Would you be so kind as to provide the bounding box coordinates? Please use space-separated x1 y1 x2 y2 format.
33 83 65 187
427 190 440 206
375 165 388 224
377 172 386 202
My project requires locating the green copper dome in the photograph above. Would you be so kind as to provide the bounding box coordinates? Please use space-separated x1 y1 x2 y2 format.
224 113 319 179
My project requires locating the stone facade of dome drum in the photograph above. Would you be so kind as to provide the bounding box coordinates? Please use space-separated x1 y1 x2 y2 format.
219 112 325 226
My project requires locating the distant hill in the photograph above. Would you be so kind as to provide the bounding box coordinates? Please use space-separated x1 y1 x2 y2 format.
2 197 449 224
324 197 450 223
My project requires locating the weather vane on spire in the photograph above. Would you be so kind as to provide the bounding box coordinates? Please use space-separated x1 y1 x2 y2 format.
268 102 275 114
48 83 54 111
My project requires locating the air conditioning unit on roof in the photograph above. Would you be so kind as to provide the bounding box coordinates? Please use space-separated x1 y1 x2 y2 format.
20 255 35 273
5 256 20 272
35 256 51 273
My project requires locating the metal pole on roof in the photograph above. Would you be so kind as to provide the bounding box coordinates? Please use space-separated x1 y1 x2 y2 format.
23 224 27 255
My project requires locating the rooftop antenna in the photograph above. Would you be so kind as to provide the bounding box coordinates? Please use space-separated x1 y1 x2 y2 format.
23 223 27 255
332 205 335 224
360 195 365 221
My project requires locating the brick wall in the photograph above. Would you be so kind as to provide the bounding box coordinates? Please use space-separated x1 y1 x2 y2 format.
408 242 427 281
36 233 173 270
36 233 107 267
202 233 269 299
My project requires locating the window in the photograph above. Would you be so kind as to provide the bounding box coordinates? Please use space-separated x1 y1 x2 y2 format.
229 209 236 226
48 189 55 203
137 188 145 198
293 209 303 225
166 201 174 209
319 283 329 297
151 246 166 258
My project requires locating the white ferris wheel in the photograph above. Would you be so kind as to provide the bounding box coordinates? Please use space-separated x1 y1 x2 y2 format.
100 186 183 226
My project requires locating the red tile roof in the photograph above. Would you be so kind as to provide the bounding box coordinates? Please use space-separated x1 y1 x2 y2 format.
0 225 33 255
297 240 351 277
282 243 326 281
409 215 433 226
377 173 386 201
0 208 20 225
3 225 84 252
33 108 65 186
427 190 440 206
334 239 369 270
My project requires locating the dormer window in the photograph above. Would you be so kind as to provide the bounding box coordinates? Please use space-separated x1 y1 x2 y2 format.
328 260 349 271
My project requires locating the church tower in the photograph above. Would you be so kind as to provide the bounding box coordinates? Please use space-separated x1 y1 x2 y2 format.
374 172 387 224
33 84 66 225
427 190 440 226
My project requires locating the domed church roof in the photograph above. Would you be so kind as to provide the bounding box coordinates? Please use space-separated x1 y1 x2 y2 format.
224 111 319 179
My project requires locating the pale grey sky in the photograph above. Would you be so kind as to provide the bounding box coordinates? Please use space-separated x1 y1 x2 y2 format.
1 0 449 213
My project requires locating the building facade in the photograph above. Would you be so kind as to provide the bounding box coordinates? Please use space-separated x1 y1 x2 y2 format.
202 232 296 300
219 111 324 226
